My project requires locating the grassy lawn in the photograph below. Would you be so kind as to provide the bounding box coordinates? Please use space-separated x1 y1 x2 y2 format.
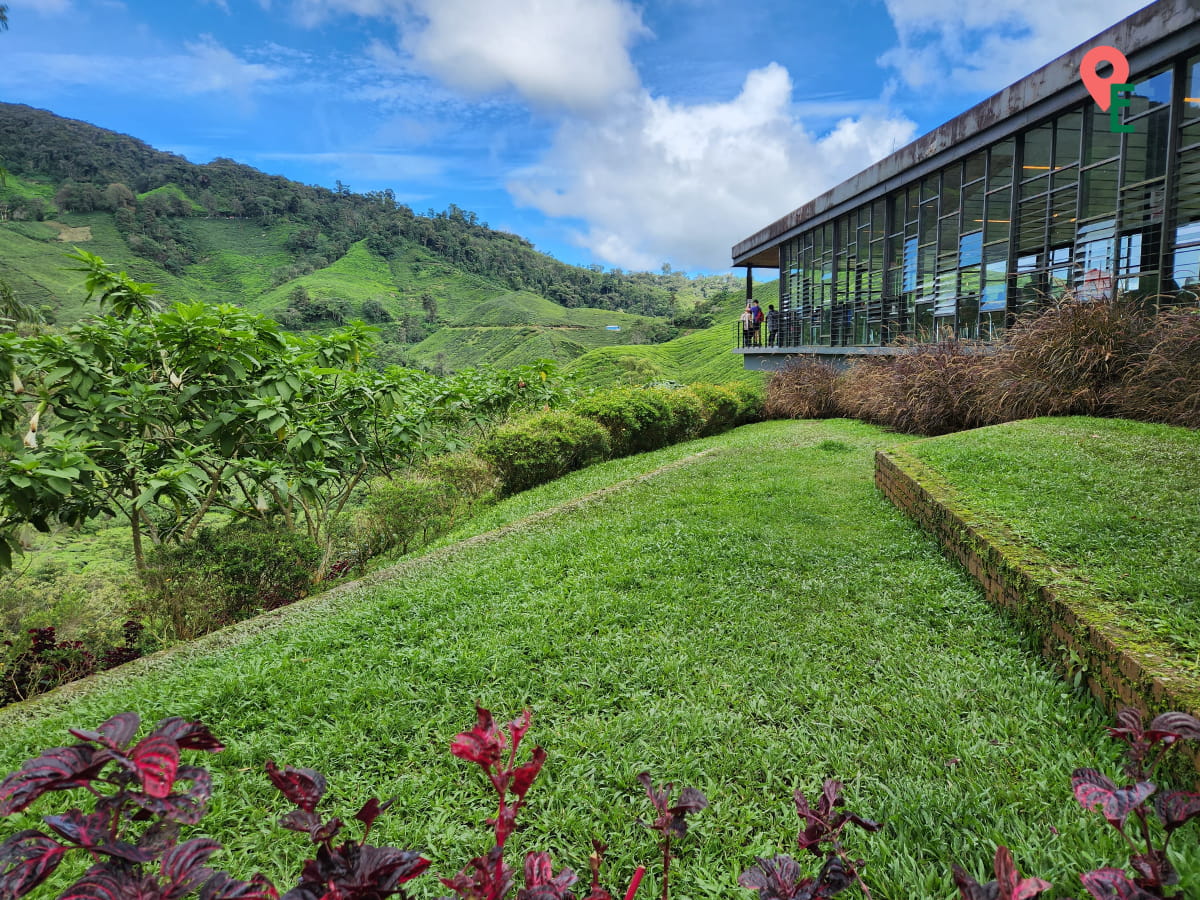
0 420 1171 899
905 417 1200 672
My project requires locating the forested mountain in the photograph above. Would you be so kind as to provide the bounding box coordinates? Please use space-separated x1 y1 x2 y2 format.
0 103 739 373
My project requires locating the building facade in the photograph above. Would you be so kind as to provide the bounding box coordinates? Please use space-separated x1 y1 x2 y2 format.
732 1 1200 368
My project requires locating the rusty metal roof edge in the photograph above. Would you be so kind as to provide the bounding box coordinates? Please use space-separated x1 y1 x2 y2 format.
732 0 1200 264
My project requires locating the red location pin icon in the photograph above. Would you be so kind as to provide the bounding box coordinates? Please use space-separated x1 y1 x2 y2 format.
1081 46 1130 111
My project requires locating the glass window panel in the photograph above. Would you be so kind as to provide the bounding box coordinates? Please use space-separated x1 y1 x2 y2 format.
942 165 961 212
1181 118 1200 149
1185 55 1200 118
1054 110 1083 169
1050 187 1077 246
1119 232 1144 274
964 151 986 185
982 255 1007 312
1177 221 1200 246
905 187 920 224
989 139 1015 186
870 239 884 271
1049 246 1072 296
962 180 985 230
1172 245 1200 289
1076 220 1116 300
915 301 934 340
959 230 983 267
1052 164 1078 192
1176 150 1200 229
921 174 939 202
1081 161 1119 220
1121 182 1166 230
938 214 958 255
985 187 1012 243
872 200 887 239
1122 67 1172 119
1085 105 1121 164
1123 107 1170 185
919 243 936 288
902 237 918 292
1022 122 1053 175
1018 194 1047 252
919 200 937 241
887 195 901 234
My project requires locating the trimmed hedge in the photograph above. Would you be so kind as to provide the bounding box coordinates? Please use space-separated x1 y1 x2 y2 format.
572 387 674 456
682 383 741 435
476 410 611 495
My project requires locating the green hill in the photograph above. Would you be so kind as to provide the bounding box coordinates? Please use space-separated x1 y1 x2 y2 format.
0 102 746 372
568 281 777 386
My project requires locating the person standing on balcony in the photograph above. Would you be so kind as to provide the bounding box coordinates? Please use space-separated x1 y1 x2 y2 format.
766 304 779 346
740 304 754 347
750 299 764 346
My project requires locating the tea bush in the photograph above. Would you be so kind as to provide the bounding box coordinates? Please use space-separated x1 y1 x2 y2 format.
476 410 611 495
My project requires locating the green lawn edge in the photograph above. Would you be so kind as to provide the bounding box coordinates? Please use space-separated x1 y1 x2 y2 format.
878 426 1200 721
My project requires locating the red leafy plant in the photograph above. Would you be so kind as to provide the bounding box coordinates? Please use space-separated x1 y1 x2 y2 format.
265 761 429 900
0 712 429 900
636 773 707 900
440 705 623 900
0 712 276 900
441 706 706 900
953 708 1200 900
738 779 881 900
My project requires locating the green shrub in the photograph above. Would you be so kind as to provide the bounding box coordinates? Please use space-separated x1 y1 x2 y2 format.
657 388 706 443
683 383 740 435
420 452 500 504
573 387 673 456
728 380 765 424
139 522 320 640
360 476 456 558
477 411 610 495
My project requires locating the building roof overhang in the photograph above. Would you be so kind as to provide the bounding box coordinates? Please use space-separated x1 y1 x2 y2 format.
731 0 1200 269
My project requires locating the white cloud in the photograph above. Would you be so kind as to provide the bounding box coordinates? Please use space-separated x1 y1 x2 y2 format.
509 64 916 272
178 34 282 96
5 38 284 104
880 0 1152 93
199 0 232 13
285 0 648 112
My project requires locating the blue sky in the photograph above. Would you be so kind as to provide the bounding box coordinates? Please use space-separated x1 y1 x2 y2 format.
3 0 1148 273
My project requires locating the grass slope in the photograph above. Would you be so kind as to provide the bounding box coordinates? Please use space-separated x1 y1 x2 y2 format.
905 417 1200 670
568 282 778 386
0 420 1160 899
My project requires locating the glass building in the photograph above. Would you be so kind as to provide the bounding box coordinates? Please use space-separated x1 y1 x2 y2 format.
732 1 1200 367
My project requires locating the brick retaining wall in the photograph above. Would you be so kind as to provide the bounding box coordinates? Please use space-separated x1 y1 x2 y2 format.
876 446 1200 769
